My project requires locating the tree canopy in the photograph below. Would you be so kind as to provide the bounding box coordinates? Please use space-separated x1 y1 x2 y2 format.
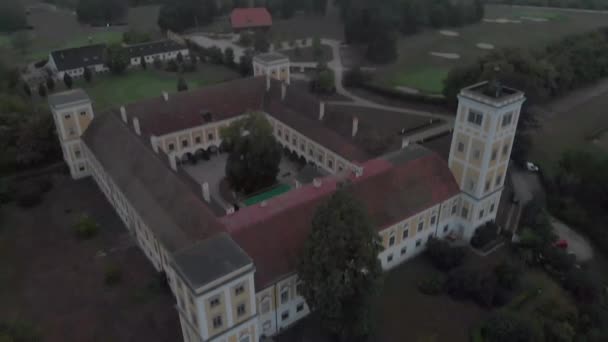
0 0 27 32
76 0 127 25
222 112 282 194
157 0 217 33
297 189 383 340
105 44 129 74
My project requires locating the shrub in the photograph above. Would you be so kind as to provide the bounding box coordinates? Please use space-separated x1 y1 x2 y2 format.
494 262 522 290
426 238 466 271
15 180 43 208
563 268 597 303
343 66 372 87
165 60 179 72
471 221 499 249
418 275 445 295
35 177 52 194
73 214 99 240
104 264 122 286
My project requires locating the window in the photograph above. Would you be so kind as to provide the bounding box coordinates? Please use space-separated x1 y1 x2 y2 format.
68 128 75 136
451 205 457 215
79 166 85 172
237 303 246 317
296 282 303 296
457 142 465 152
208 133 214 141
496 174 503 186
281 311 289 321
280 288 289 304
235 285 245 296
416 239 422 247
467 110 483 126
491 149 497 161
210 296 220 308
473 149 481 160
261 297 270 313
485 181 490 192
443 225 449 233
461 207 469 219
296 303 304 312
490 203 495 213
182 139 189 147
388 235 395 247
468 180 475 191
263 321 271 331
479 210 485 219
317 154 323 163
168 143 175 151
195 136 201 144
387 254 393 262
417 221 424 232
285 132 290 141
239 335 251 342
502 113 513 127
427 234 434 243
75 150 81 158
400 247 407 255
502 144 509 156
80 111 86 116
327 159 333 169
308 148 313 157
402 227 409 239
430 216 436 225
300 143 305 151
212 315 223 328
64 114 71 120
292 137 297 145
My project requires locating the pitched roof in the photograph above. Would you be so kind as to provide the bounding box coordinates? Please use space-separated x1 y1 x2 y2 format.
125 40 186 59
48 89 90 109
50 44 106 71
81 110 224 252
125 77 268 136
172 233 252 292
222 145 460 288
230 8 272 29
254 52 288 64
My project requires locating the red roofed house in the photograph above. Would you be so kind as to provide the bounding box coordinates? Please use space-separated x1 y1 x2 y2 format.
47 51 526 342
231 7 273 31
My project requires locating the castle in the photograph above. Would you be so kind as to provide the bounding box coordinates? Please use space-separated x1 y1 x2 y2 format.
48 53 525 342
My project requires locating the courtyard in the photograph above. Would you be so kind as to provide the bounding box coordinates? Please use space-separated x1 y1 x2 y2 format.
0 174 180 342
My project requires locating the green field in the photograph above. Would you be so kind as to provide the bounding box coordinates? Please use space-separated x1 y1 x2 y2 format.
376 4 608 94
75 66 240 110
244 184 292 206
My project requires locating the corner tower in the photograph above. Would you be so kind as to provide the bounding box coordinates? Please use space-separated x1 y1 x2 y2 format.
253 52 290 84
448 81 525 239
48 89 94 179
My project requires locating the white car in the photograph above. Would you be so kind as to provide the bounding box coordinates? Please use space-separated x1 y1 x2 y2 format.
526 162 539 172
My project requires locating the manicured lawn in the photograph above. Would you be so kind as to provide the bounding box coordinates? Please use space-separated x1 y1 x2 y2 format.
389 67 449 94
75 66 240 110
244 184 292 206
374 4 608 94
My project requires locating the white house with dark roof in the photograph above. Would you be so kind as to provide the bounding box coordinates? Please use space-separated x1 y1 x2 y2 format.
48 44 109 79
47 55 525 342
125 39 190 67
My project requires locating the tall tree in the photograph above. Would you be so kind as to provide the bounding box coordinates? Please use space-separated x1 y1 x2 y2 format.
222 112 281 194
63 73 73 89
0 0 26 32
298 189 383 341
105 44 129 74
158 0 218 33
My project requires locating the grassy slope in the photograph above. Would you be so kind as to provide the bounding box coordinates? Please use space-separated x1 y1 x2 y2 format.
375 4 608 93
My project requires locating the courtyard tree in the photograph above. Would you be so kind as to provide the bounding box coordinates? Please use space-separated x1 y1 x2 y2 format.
11 31 31 55
63 73 73 89
105 44 129 74
223 112 282 194
297 189 383 341
84 67 93 83
177 76 188 92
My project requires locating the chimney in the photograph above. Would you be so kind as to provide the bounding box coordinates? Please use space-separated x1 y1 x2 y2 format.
133 117 141 136
401 138 410 149
120 106 127 123
313 178 322 188
169 153 177 171
202 182 210 203
281 82 287 101
351 117 359 137
150 136 159 153
319 102 325 121
266 75 271 91
162 91 169 101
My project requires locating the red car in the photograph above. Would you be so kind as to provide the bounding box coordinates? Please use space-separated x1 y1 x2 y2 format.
555 239 569 250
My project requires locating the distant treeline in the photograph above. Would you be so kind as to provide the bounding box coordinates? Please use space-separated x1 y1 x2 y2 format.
487 0 608 10
444 26 608 106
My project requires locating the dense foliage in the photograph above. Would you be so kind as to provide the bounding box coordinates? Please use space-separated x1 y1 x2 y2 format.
105 44 129 74
0 0 27 32
297 189 383 340
444 28 608 106
481 312 543 342
157 0 217 33
425 238 466 271
222 112 282 194
76 0 127 25
122 29 152 44
487 0 608 10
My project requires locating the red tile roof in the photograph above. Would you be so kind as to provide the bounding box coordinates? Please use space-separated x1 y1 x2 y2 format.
221 146 460 288
231 8 272 30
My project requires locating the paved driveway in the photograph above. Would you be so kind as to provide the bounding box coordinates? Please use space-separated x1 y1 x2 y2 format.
551 217 594 262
